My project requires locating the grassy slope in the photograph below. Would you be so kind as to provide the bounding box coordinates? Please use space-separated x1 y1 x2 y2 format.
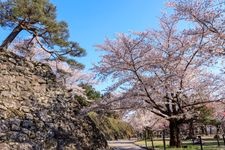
88 112 134 140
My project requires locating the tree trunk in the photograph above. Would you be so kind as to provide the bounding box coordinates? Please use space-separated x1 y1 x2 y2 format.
169 119 181 147
209 126 212 135
201 126 205 135
0 25 23 50
188 120 195 139
204 125 208 135
216 125 220 135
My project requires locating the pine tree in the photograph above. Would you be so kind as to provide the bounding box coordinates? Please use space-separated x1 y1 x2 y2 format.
0 0 85 69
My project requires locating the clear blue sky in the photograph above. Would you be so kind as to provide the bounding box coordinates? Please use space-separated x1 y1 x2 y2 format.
52 0 167 92
50 0 166 68
0 0 167 92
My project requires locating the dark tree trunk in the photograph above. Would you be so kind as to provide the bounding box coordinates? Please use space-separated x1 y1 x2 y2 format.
209 126 212 135
169 119 181 147
216 125 220 135
0 25 23 50
204 125 208 135
201 126 205 135
188 120 195 139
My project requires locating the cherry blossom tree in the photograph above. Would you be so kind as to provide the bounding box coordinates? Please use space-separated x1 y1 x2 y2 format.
10 39 93 95
124 109 167 132
168 0 225 56
93 15 225 147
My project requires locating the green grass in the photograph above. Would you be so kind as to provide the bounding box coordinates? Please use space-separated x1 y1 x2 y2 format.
135 138 225 150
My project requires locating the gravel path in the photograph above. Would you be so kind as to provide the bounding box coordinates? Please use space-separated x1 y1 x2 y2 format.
108 140 145 150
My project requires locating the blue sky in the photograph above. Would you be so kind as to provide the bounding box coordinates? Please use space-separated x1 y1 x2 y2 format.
0 0 167 92
50 0 166 68
51 0 167 91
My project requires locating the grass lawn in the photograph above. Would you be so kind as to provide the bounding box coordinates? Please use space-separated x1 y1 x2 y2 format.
135 138 225 150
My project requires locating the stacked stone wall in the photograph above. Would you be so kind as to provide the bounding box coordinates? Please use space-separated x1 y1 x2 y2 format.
0 50 107 150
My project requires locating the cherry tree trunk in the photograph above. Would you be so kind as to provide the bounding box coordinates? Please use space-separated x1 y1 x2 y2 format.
169 119 181 147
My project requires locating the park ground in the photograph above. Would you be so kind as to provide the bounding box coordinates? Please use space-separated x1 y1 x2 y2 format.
108 139 144 150
107 137 225 150
135 137 225 150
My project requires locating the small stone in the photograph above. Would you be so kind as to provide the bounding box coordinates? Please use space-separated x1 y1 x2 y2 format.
8 58 17 64
21 128 31 135
20 106 30 113
0 143 10 150
18 133 28 142
0 105 7 111
22 120 33 129
11 124 20 131
25 113 33 120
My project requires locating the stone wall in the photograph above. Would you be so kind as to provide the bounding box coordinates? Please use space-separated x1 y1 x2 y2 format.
0 50 108 150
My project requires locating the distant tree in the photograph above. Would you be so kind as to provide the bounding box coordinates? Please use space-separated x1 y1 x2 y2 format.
197 106 214 125
210 103 225 135
186 105 214 138
79 83 101 101
0 0 85 71
125 109 167 131
75 84 101 107
196 105 214 135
